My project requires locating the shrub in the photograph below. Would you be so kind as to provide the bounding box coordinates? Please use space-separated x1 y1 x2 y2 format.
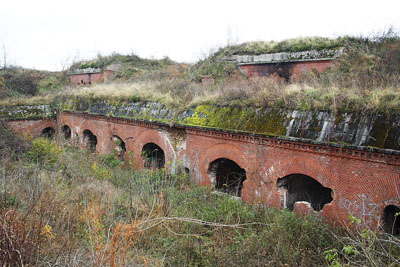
37 72 69 93
24 137 61 166
100 154 121 168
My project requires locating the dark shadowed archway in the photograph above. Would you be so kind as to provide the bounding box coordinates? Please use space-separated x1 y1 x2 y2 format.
383 205 400 235
61 125 71 140
112 135 126 160
83 129 97 152
41 127 55 138
208 158 246 197
142 143 165 169
277 173 333 211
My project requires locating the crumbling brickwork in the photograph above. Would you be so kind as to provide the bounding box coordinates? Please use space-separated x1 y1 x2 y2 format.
239 60 333 81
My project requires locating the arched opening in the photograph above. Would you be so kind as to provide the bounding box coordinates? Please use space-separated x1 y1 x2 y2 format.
208 158 246 197
277 174 333 211
61 125 71 140
112 135 126 160
83 130 97 152
383 205 400 235
41 127 55 139
142 143 165 169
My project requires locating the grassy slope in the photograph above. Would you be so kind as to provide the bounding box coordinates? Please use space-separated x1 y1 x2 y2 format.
1 34 399 114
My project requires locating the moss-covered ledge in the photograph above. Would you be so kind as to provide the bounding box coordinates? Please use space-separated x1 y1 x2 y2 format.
3 96 400 151
0 104 56 120
55 97 400 151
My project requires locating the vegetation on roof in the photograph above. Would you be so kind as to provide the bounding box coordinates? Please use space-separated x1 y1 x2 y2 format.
211 31 400 57
69 52 187 81
0 30 399 114
214 36 344 56
0 67 68 99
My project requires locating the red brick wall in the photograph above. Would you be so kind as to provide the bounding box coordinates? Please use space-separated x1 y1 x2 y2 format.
70 73 91 85
69 70 115 85
6 113 400 229
184 128 400 228
6 119 56 138
239 60 334 81
58 113 176 169
102 70 114 82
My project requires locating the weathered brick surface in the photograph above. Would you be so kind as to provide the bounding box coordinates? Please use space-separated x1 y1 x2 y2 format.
5 119 56 138
6 112 400 229
239 60 333 80
69 70 114 85
58 113 176 169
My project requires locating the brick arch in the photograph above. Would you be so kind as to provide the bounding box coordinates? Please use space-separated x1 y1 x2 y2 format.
258 156 338 214
199 143 249 187
262 156 336 189
6 119 56 138
39 122 56 133
72 121 105 153
132 129 175 169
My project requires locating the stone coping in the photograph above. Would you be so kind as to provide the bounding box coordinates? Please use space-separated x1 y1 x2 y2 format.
234 49 343 65
68 68 103 75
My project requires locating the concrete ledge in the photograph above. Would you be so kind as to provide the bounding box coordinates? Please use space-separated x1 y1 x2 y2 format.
234 49 343 65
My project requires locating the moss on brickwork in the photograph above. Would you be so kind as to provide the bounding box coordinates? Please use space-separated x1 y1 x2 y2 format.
179 104 287 135
3 96 400 151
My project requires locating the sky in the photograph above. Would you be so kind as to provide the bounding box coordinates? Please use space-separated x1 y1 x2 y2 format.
1 0 400 71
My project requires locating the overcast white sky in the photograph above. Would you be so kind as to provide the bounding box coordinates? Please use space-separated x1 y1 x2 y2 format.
1 0 400 71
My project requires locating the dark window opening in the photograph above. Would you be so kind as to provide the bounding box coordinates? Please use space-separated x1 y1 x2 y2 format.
112 135 126 160
61 125 71 140
83 130 97 152
184 167 190 175
208 158 246 197
277 174 333 211
142 143 165 169
383 205 400 235
81 79 84 84
41 127 55 139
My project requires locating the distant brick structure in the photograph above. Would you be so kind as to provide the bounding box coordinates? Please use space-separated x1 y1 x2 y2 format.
69 68 114 85
239 60 334 81
234 49 342 81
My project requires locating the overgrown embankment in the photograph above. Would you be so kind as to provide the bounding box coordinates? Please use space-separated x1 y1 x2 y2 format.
1 32 400 150
1 128 399 266
1 86 400 151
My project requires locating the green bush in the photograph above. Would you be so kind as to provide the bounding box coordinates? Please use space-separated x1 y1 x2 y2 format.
100 154 121 168
24 137 61 166
37 72 69 93
0 68 39 96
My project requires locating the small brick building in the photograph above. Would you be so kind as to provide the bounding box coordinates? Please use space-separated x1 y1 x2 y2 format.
69 68 114 85
235 49 342 81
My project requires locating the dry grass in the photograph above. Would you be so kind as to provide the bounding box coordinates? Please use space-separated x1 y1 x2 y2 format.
2 76 400 114
215 36 343 56
1 31 399 114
